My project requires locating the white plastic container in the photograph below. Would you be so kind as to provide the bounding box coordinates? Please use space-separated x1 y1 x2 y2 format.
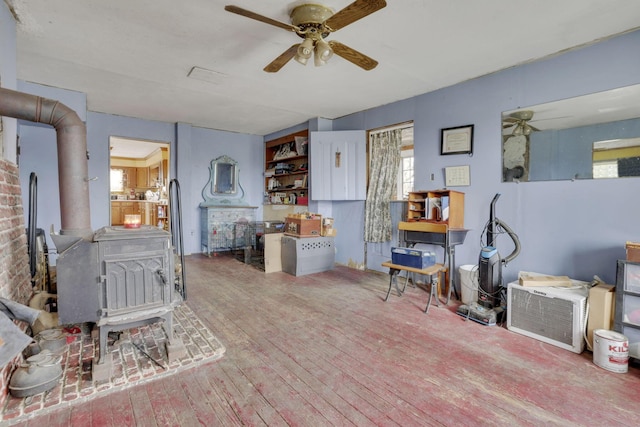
459 265 479 304
593 329 629 373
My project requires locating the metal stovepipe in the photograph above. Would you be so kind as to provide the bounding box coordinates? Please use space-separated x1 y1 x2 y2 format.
0 87 92 239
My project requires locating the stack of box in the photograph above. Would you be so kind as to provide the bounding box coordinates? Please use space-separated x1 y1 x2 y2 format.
284 212 322 237
322 217 336 236
587 283 615 348
281 213 336 276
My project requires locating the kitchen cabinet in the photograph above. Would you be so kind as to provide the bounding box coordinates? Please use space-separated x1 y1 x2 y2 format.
140 202 158 227
111 203 122 225
137 167 149 188
149 162 162 187
264 130 309 206
111 201 163 226
127 167 137 189
309 130 366 200
111 201 136 226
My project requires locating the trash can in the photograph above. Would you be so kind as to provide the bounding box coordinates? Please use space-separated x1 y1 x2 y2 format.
459 265 479 304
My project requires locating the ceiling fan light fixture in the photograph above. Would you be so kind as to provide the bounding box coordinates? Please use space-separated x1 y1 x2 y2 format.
513 124 524 136
314 38 333 66
295 38 314 65
225 2 386 72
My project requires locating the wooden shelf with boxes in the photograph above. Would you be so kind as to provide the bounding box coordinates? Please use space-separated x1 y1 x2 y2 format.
265 129 309 206
406 189 464 229
157 203 169 231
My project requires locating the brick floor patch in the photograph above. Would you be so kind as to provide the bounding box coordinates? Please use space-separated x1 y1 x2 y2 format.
1 303 225 423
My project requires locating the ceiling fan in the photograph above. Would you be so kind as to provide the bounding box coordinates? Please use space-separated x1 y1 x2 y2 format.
224 1 387 72
502 110 540 136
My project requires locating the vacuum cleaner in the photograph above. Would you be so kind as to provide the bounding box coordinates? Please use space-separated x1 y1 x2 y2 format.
456 193 521 325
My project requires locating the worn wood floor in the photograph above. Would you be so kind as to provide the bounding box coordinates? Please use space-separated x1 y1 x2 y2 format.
11 254 640 426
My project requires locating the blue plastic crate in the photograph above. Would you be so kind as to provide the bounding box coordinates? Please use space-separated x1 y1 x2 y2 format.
391 247 436 269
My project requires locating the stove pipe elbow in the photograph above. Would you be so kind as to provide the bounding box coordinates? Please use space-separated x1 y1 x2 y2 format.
0 87 92 239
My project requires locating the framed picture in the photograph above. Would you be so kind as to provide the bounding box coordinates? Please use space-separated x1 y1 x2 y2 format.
441 124 474 155
445 165 471 187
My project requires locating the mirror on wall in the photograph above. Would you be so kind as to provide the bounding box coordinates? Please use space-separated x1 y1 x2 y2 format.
502 84 640 182
214 161 235 194
200 155 247 206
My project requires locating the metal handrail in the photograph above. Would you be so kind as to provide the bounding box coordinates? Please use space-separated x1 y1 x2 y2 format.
169 178 187 300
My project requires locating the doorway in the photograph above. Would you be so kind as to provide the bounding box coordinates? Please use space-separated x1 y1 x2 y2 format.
109 136 171 229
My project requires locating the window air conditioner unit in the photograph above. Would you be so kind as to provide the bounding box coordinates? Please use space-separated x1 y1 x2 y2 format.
507 282 588 354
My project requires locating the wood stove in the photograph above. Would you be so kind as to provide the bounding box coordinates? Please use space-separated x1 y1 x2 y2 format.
0 87 185 380
55 225 183 377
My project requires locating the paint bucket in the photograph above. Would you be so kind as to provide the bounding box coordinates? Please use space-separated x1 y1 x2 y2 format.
593 329 629 373
459 265 478 305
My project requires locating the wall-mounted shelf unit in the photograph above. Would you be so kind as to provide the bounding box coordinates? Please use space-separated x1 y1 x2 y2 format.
265 130 309 206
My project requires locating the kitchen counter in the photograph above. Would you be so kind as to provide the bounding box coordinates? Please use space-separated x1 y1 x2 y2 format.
111 200 168 228
110 199 166 203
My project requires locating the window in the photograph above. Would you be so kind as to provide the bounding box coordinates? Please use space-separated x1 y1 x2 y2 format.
367 122 414 200
110 168 124 192
397 126 414 200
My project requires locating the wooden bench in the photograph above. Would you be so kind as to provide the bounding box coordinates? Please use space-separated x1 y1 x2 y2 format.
381 261 446 313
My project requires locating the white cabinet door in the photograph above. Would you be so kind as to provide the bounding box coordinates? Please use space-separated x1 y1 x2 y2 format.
310 130 366 200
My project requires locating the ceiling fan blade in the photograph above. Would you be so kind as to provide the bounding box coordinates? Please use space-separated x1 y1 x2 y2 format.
225 5 298 32
328 41 378 70
528 124 541 132
324 0 387 31
264 44 299 73
502 117 520 123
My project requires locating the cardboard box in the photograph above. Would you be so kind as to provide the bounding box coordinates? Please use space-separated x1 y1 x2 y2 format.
391 247 436 269
322 217 335 236
627 241 640 262
587 283 615 348
263 233 283 273
518 272 572 287
284 217 321 237
323 228 337 237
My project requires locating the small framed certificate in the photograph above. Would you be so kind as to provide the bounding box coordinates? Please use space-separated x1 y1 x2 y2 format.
445 165 471 187
441 125 474 155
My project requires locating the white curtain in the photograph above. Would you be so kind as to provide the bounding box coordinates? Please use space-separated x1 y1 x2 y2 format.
364 129 402 242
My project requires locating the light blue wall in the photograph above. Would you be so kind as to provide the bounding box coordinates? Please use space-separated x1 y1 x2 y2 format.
19 108 262 258
17 84 88 263
330 29 640 284
186 126 263 253
6 5 640 285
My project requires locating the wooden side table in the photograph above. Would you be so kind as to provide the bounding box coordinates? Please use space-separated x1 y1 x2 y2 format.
381 261 446 313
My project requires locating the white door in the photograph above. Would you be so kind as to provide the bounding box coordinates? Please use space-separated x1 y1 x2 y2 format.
310 130 366 200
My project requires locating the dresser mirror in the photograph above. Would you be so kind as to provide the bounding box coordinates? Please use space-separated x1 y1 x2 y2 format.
214 160 235 194
502 84 640 182
200 155 247 206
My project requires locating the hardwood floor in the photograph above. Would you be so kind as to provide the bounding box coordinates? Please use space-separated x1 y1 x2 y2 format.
13 254 640 426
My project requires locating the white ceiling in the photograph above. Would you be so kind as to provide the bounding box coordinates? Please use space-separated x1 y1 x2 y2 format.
9 0 640 136
109 136 168 159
